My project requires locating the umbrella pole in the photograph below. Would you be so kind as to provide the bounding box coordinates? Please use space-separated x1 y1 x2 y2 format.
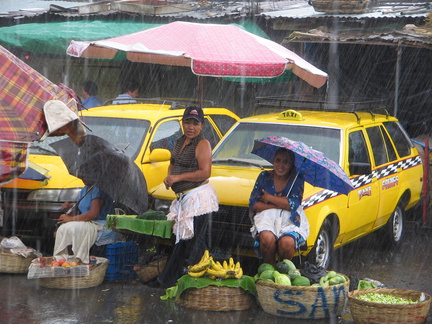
65 185 95 215
198 76 205 107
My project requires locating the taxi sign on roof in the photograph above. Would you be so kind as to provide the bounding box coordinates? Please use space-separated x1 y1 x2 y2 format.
278 109 302 121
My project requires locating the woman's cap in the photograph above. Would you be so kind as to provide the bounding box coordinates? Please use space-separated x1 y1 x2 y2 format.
183 106 204 123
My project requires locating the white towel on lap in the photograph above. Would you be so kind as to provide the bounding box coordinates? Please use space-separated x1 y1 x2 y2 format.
250 206 309 241
168 183 219 243
53 221 98 264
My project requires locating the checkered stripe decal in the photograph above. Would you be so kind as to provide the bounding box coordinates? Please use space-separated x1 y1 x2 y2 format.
302 155 422 209
302 190 339 209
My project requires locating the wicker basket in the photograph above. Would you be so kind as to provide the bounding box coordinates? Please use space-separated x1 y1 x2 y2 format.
348 288 431 323
176 285 255 311
135 257 167 283
310 0 370 13
256 273 350 319
38 257 109 289
0 251 36 274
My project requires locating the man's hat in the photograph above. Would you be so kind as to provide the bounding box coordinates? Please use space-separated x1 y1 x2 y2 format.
183 106 204 123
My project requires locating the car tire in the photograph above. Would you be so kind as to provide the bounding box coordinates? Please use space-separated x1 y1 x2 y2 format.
381 204 404 248
307 219 334 270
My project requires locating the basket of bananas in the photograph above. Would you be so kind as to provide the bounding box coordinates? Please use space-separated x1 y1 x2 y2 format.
176 250 255 311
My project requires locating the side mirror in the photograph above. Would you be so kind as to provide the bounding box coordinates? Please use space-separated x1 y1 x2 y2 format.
349 162 372 176
149 148 171 162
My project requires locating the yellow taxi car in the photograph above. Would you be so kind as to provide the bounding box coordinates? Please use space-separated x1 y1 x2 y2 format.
0 99 239 244
151 98 423 269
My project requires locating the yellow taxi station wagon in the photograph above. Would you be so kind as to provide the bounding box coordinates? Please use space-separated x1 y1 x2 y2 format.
151 98 423 269
0 99 239 245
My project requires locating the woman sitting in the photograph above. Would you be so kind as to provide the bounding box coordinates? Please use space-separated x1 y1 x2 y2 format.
249 148 309 265
53 183 117 264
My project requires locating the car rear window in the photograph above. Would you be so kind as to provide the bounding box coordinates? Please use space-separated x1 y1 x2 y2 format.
383 121 412 158
209 115 238 135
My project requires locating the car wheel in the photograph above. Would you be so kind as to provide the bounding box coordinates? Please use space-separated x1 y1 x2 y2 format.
307 219 334 270
382 204 404 248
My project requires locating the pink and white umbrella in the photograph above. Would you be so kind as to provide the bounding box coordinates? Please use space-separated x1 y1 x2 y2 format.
67 21 328 89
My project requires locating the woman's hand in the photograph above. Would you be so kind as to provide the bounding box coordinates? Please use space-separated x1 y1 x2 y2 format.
164 174 179 189
259 189 273 204
57 213 75 224
61 202 74 211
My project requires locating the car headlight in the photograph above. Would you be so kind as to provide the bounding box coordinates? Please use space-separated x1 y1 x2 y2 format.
153 198 173 213
27 188 82 202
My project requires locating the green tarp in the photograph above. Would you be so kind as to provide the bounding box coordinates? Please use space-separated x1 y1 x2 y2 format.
0 20 270 56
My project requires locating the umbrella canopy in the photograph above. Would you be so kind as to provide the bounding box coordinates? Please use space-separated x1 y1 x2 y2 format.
251 135 354 195
50 134 148 214
0 45 85 184
66 21 328 89
0 142 28 185
0 45 79 143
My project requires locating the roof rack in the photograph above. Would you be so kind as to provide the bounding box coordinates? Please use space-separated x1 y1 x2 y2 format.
103 98 216 109
254 96 390 123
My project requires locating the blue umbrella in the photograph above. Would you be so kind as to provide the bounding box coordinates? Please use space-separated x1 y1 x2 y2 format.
251 135 354 195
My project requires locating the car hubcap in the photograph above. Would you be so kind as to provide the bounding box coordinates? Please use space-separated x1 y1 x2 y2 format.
315 231 329 267
392 208 403 241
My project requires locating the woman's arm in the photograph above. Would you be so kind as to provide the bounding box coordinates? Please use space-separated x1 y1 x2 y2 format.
164 139 211 188
259 190 290 209
57 197 103 224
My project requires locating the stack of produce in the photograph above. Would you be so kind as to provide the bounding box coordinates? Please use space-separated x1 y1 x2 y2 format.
187 250 243 280
254 259 346 287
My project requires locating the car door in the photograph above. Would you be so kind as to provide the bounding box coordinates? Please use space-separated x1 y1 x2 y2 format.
345 128 380 240
365 124 402 229
144 119 183 190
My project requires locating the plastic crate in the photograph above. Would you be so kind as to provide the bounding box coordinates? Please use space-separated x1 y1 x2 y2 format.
104 241 139 280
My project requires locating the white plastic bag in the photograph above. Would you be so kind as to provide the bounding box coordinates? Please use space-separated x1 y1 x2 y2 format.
1 236 27 250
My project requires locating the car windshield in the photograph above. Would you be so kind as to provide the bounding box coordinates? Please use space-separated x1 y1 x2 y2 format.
30 117 150 159
212 122 342 167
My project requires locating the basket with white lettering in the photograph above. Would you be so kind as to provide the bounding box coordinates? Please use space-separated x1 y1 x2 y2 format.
256 273 350 319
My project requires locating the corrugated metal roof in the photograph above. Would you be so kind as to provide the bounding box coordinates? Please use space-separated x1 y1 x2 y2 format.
261 0 430 19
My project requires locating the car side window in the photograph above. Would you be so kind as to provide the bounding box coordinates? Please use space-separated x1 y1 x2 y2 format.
348 130 370 175
366 126 388 166
383 121 412 158
209 115 238 135
381 127 397 162
150 120 182 152
203 118 219 149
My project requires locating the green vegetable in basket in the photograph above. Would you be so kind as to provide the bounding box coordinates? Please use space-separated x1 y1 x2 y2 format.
275 261 290 274
282 259 297 272
257 263 274 275
356 292 418 304
292 276 311 286
288 269 301 280
275 274 291 286
260 269 275 281
329 274 346 285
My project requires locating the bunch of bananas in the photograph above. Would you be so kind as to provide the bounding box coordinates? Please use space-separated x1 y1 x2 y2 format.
187 250 243 280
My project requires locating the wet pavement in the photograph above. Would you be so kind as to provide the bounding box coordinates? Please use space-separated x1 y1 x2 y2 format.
1 220 431 324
